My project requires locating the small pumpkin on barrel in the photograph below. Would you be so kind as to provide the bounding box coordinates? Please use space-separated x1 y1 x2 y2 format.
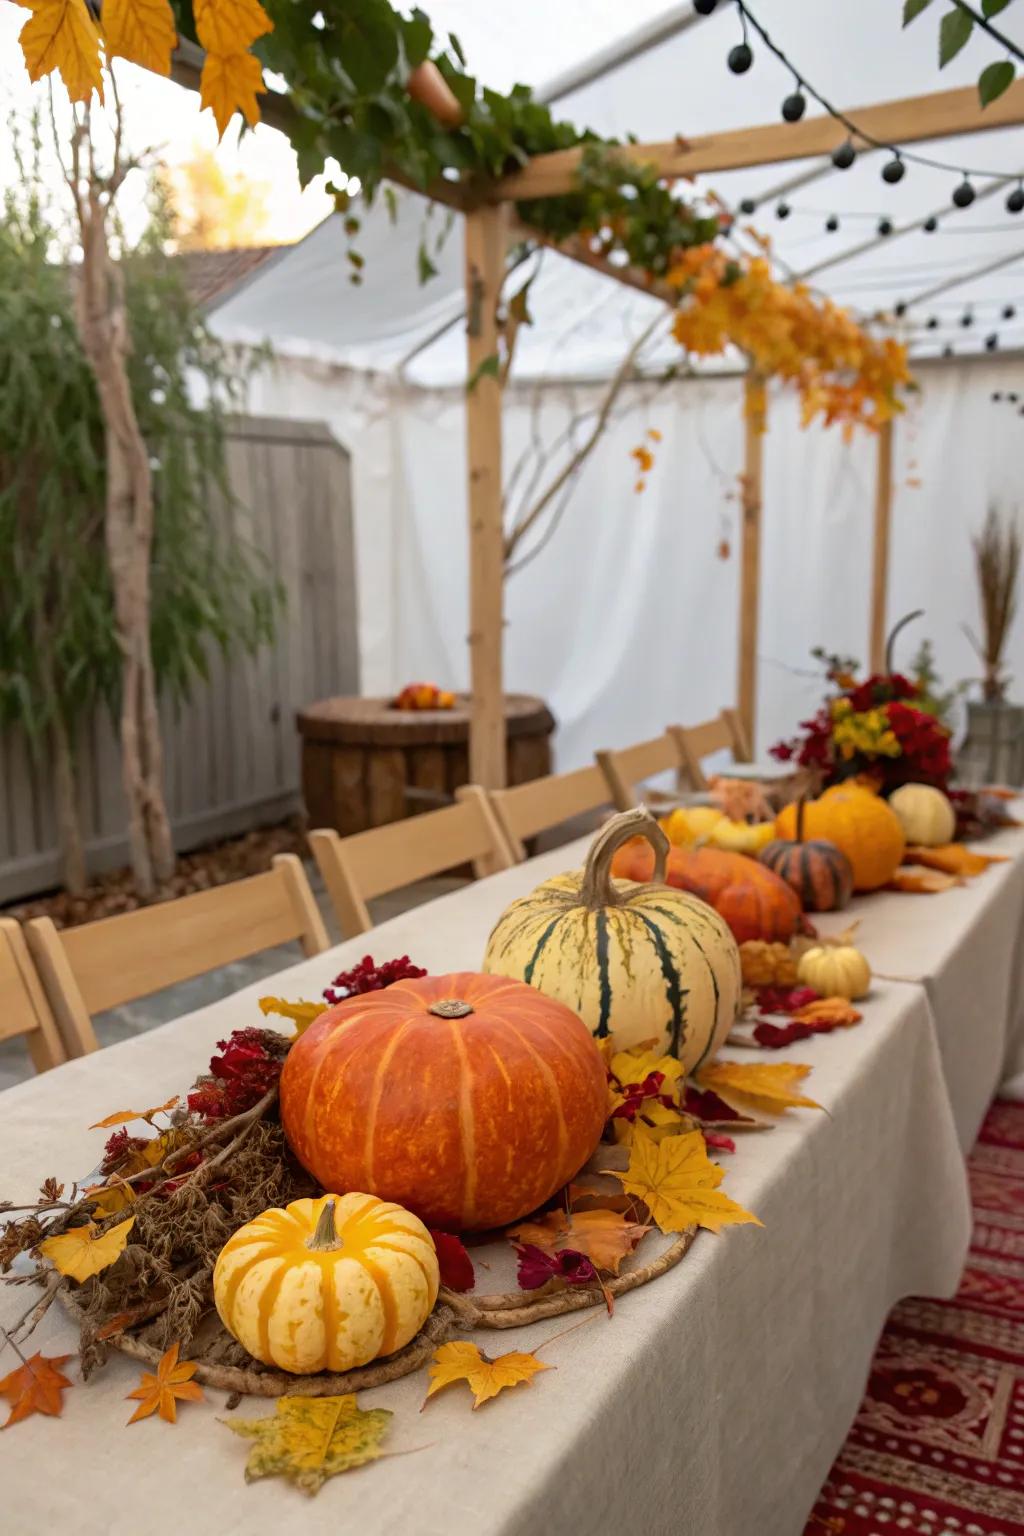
759 798 854 912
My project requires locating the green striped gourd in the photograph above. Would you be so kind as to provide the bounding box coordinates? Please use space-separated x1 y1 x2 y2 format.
482 807 741 1068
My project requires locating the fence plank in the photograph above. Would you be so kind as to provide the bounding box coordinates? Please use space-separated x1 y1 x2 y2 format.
0 415 358 903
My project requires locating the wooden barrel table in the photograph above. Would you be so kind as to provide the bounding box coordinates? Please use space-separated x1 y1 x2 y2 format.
297 694 556 835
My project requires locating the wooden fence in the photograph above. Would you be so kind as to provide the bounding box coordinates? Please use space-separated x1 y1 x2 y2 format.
0 415 358 903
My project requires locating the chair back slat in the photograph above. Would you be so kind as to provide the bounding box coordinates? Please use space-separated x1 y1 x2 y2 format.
26 855 328 1051
489 765 609 860
311 793 512 937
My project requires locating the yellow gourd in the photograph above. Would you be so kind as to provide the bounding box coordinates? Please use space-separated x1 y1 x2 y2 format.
661 806 724 846
797 944 872 1001
709 819 776 855
213 1193 439 1375
888 784 956 848
775 783 905 892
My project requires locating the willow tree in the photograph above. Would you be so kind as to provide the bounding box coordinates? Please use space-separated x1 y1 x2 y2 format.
0 117 278 893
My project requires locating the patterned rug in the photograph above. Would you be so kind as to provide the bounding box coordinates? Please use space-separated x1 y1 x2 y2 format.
805 1099 1024 1536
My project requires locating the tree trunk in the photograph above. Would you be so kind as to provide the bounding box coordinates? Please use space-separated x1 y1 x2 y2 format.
70 123 174 895
51 710 87 896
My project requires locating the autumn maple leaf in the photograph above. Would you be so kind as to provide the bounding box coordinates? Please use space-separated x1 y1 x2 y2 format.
424 1341 551 1410
90 1096 178 1129
224 1395 391 1495
695 1061 821 1117
126 1342 204 1425
258 996 328 1035
610 1130 762 1236
18 0 104 103
0 1352 73 1429
102 0 176 75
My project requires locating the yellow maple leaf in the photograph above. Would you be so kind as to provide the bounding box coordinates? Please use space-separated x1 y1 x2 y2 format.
89 1095 178 1129
102 0 176 75
424 1341 551 1410
610 1046 684 1094
507 1208 649 1275
39 1215 134 1282
258 996 328 1034
200 48 265 138
224 1395 392 1494
696 1060 821 1117
610 1130 762 1235
126 1342 204 1425
193 0 272 56
18 0 104 103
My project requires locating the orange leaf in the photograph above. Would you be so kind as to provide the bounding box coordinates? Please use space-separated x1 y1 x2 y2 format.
18 0 104 103
904 844 1007 878
200 48 265 137
126 1341 204 1425
193 0 272 55
696 1060 820 1117
887 867 960 894
791 997 862 1028
507 1209 649 1275
90 1096 178 1128
0 1352 73 1428
102 0 176 75
423 1341 550 1410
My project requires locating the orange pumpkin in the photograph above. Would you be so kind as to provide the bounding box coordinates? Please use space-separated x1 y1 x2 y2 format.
279 972 607 1232
774 782 905 892
610 840 803 945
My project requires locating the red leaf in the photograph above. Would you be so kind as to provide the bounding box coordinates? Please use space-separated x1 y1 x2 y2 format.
683 1086 747 1122
702 1131 736 1153
754 985 820 1015
513 1243 598 1290
752 1020 818 1048
429 1230 475 1292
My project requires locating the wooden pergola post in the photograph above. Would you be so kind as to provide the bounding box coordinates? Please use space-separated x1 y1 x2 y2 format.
737 372 766 758
869 418 894 673
464 205 507 788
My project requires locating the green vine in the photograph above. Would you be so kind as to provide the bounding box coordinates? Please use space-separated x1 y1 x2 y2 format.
169 0 722 282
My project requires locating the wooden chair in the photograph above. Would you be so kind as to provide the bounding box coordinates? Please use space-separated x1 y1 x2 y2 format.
0 918 67 1075
478 765 611 863
675 708 752 792
310 793 513 937
596 730 690 814
25 854 330 1059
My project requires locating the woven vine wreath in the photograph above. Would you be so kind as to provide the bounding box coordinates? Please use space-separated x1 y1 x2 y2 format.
61 1228 696 1399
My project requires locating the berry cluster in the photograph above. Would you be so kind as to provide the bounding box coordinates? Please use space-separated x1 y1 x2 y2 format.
323 954 426 1006
187 1028 283 1123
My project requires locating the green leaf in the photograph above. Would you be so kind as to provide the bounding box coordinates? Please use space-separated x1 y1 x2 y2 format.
508 279 534 327
466 353 500 392
982 0 1013 16
336 2 400 95
448 30 466 65
417 240 439 283
903 0 935 22
401 10 432 68
939 7 973 65
979 58 1015 104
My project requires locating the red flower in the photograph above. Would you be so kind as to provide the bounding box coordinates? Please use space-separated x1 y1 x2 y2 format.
187 1028 282 1123
323 954 427 1006
100 1128 149 1175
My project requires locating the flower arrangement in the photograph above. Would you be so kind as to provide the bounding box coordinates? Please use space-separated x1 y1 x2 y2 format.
771 647 953 793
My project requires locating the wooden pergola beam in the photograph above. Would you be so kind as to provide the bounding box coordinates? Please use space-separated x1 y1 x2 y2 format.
493 79 1024 201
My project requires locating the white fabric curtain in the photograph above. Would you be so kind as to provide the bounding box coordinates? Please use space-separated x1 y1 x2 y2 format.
245 351 1024 769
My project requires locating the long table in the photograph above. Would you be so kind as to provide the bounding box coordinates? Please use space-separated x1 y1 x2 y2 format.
4 829 1021 1536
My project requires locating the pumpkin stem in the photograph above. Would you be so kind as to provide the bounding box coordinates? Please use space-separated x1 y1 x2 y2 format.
796 795 805 844
307 1198 344 1253
580 806 669 909
884 609 924 676
427 999 474 1019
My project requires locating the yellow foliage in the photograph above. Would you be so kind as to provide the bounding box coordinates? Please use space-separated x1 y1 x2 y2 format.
89 1096 178 1129
39 1215 134 1282
424 1341 551 1409
258 996 328 1034
668 245 911 437
17 0 104 104
224 1395 392 1494
102 0 175 75
507 1208 649 1274
610 1129 761 1235
200 49 266 138
696 1060 821 1116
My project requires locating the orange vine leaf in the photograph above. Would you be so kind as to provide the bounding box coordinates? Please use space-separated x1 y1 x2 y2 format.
0 1352 74 1429
90 1096 178 1129
126 1342 204 1425
507 1208 649 1275
423 1341 551 1410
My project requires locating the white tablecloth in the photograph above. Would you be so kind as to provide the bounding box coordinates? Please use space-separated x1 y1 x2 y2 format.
1 838 984 1536
815 815 1024 1147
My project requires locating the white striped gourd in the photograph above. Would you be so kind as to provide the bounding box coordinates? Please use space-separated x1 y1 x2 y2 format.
482 807 741 1068
213 1192 438 1374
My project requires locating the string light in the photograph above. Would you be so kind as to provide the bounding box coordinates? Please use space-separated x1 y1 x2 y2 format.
694 0 718 13
825 214 839 232
960 309 974 328
1004 304 1017 319
986 333 999 351
775 200 791 219
725 0 1019 208
877 217 893 236
926 316 939 330
739 197 757 215
923 217 938 233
